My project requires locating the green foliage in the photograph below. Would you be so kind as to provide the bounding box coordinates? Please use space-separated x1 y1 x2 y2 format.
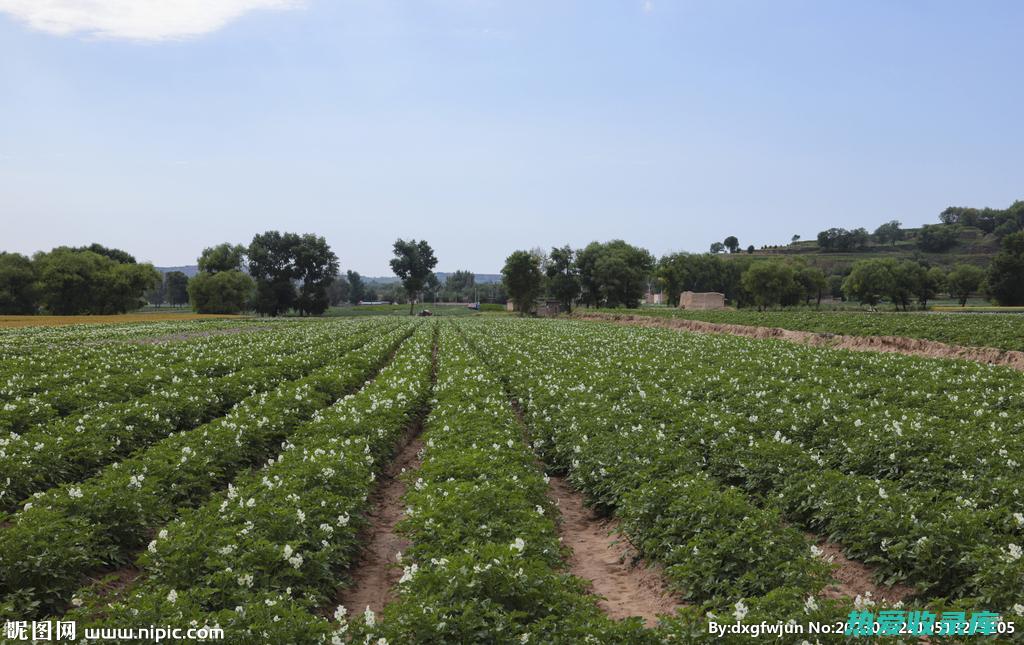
817 227 869 252
164 271 190 306
987 231 1024 306
247 232 339 316
842 258 895 307
0 252 38 314
390 238 439 314
188 270 254 314
576 240 654 308
945 264 984 306
197 243 246 273
502 250 543 313
544 245 581 312
873 220 904 246
740 261 798 309
345 270 365 304
917 223 961 252
32 248 160 315
657 252 751 307
723 236 740 253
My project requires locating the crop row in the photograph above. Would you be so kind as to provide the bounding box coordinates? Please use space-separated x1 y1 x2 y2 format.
602 307 1024 352
64 323 437 643
0 321 415 618
0 325 274 434
461 319 1024 620
0 320 388 512
345 323 654 643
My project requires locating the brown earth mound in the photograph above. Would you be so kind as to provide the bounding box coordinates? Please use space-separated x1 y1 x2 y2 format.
573 313 1024 370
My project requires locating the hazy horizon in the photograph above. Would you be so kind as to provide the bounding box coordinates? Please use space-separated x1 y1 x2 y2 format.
2 1 1022 274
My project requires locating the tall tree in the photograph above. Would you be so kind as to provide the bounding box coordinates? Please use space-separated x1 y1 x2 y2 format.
724 236 740 253
165 271 190 307
987 232 1024 306
709 241 726 254
795 265 827 306
946 263 985 307
740 261 797 310
502 250 543 314
390 238 438 315
544 245 581 312
842 259 895 308
198 243 247 273
346 270 366 304
248 231 300 317
189 271 254 314
0 252 38 314
293 233 339 316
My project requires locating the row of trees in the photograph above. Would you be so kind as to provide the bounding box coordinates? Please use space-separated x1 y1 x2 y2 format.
0 245 161 315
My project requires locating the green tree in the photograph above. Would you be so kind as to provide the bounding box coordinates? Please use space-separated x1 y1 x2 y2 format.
502 250 543 314
889 260 926 311
724 236 740 254
34 248 159 314
795 265 827 306
917 224 960 252
709 241 726 254
945 264 984 307
842 259 895 308
292 234 339 316
740 261 797 310
390 238 438 315
346 271 366 304
248 231 300 317
327 274 350 306
544 245 580 312
164 271 190 307
0 252 38 314
920 266 946 308
987 232 1024 305
73 243 136 264
444 270 476 302
198 244 247 273
873 220 904 246
189 271 254 314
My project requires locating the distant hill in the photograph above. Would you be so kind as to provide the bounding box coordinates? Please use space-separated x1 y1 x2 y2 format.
156 265 199 277
734 225 1000 274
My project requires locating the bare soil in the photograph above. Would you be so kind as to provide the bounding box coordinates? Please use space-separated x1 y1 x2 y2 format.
547 475 681 626
335 428 423 616
575 313 1024 370
810 535 915 604
130 326 257 345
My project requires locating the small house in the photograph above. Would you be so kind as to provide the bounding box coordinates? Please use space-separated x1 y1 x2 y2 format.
679 291 726 310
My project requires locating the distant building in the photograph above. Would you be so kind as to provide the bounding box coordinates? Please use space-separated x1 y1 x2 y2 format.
645 291 665 305
507 299 565 316
679 291 726 310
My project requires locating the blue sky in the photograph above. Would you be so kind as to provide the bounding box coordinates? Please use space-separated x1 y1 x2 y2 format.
1 1 1021 274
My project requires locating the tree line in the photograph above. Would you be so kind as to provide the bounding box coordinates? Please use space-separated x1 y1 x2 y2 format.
500 231 1024 312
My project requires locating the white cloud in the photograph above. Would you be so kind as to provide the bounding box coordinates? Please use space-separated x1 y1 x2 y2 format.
0 0 304 41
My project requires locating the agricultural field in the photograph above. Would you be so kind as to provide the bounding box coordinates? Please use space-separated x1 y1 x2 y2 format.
1 316 1021 643
596 307 1024 353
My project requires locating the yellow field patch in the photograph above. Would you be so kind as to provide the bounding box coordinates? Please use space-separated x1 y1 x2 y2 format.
0 313 241 328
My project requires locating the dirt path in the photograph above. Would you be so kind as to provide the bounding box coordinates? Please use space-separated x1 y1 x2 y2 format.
334 427 423 616
574 313 1024 371
547 475 681 626
809 534 914 604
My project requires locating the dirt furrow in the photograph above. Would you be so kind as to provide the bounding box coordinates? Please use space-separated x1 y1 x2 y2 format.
547 475 681 626
809 534 915 604
574 312 1024 370
334 430 422 617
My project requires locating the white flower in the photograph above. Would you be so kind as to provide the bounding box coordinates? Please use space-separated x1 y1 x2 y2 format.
159 529 168 540
1014 512 1024 527
1007 543 1022 561
511 537 525 553
237 574 253 588
283 544 294 559
535 505 545 516
1014 604 1024 616
334 605 348 622
166 589 178 603
68 487 83 499
733 600 748 622
363 606 376 627
810 545 823 557
148 540 158 554
399 564 418 584
804 595 818 613
71 596 83 607
878 487 888 499
296 509 305 523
